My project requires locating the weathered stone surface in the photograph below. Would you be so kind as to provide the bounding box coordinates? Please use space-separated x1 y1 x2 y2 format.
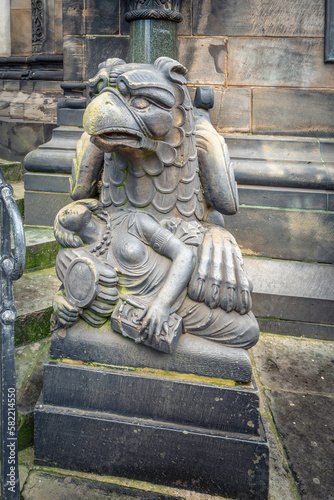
63 35 85 81
35 401 269 498
238 186 328 211
43 362 260 434
54 0 63 53
215 87 251 133
24 191 73 226
62 0 84 36
85 36 130 79
252 334 334 394
189 87 251 134
50 320 253 382
257 318 334 341
22 472 185 500
244 257 334 325
252 88 334 137
228 38 334 88
86 0 119 35
0 119 56 162
224 206 334 263
233 160 330 189
23 94 58 122
10 8 32 56
23 226 58 272
266 391 334 500
225 135 325 163
178 37 226 85
24 172 70 193
193 0 324 37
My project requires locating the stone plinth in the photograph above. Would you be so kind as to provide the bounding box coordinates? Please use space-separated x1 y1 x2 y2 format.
35 321 269 500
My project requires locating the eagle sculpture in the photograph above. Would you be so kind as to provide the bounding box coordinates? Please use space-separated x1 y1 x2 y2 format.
52 57 259 352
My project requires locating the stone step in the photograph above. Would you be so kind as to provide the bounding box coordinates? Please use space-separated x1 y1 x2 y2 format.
0 157 24 182
244 257 334 341
13 267 59 345
23 225 59 273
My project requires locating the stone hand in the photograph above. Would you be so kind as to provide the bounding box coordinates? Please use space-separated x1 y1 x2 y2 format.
138 302 170 345
188 226 252 315
53 289 81 326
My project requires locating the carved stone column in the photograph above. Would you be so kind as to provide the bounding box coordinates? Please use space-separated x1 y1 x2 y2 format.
0 0 11 57
126 0 182 63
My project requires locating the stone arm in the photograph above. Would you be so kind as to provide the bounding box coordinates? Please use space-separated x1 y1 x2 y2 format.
136 214 196 341
194 107 239 216
70 131 104 201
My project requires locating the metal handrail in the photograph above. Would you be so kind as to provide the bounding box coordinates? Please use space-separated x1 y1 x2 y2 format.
0 167 26 500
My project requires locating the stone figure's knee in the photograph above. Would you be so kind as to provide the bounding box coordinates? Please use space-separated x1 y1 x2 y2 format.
241 312 260 349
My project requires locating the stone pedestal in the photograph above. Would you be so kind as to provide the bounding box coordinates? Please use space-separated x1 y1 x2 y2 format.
35 321 269 499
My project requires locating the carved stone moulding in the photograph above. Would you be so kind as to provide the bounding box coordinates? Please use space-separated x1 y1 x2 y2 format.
125 0 183 23
31 0 46 53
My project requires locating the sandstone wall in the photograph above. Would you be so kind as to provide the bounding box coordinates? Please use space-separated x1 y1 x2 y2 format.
63 0 333 137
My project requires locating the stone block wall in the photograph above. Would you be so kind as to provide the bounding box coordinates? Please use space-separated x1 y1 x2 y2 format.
63 0 333 138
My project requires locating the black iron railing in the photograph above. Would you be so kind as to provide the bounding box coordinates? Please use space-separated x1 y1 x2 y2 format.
0 168 25 499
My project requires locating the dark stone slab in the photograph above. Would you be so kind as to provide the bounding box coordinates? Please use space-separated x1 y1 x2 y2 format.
266 390 334 500
192 0 324 37
252 88 334 137
252 333 334 395
35 402 269 499
257 318 334 341
23 471 184 500
63 0 85 36
49 320 253 382
63 35 85 81
238 186 328 211
85 36 130 80
224 206 334 263
57 108 84 126
24 191 73 226
178 37 226 85
328 192 334 211
24 173 70 193
244 257 334 324
43 361 260 435
228 38 334 88
85 0 119 35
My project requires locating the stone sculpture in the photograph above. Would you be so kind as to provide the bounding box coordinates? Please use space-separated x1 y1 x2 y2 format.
52 56 259 353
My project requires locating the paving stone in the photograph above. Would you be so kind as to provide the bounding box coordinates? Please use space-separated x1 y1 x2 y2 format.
228 38 334 88
252 334 334 395
22 472 187 499
192 0 324 37
178 37 226 85
252 88 334 137
266 390 334 500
